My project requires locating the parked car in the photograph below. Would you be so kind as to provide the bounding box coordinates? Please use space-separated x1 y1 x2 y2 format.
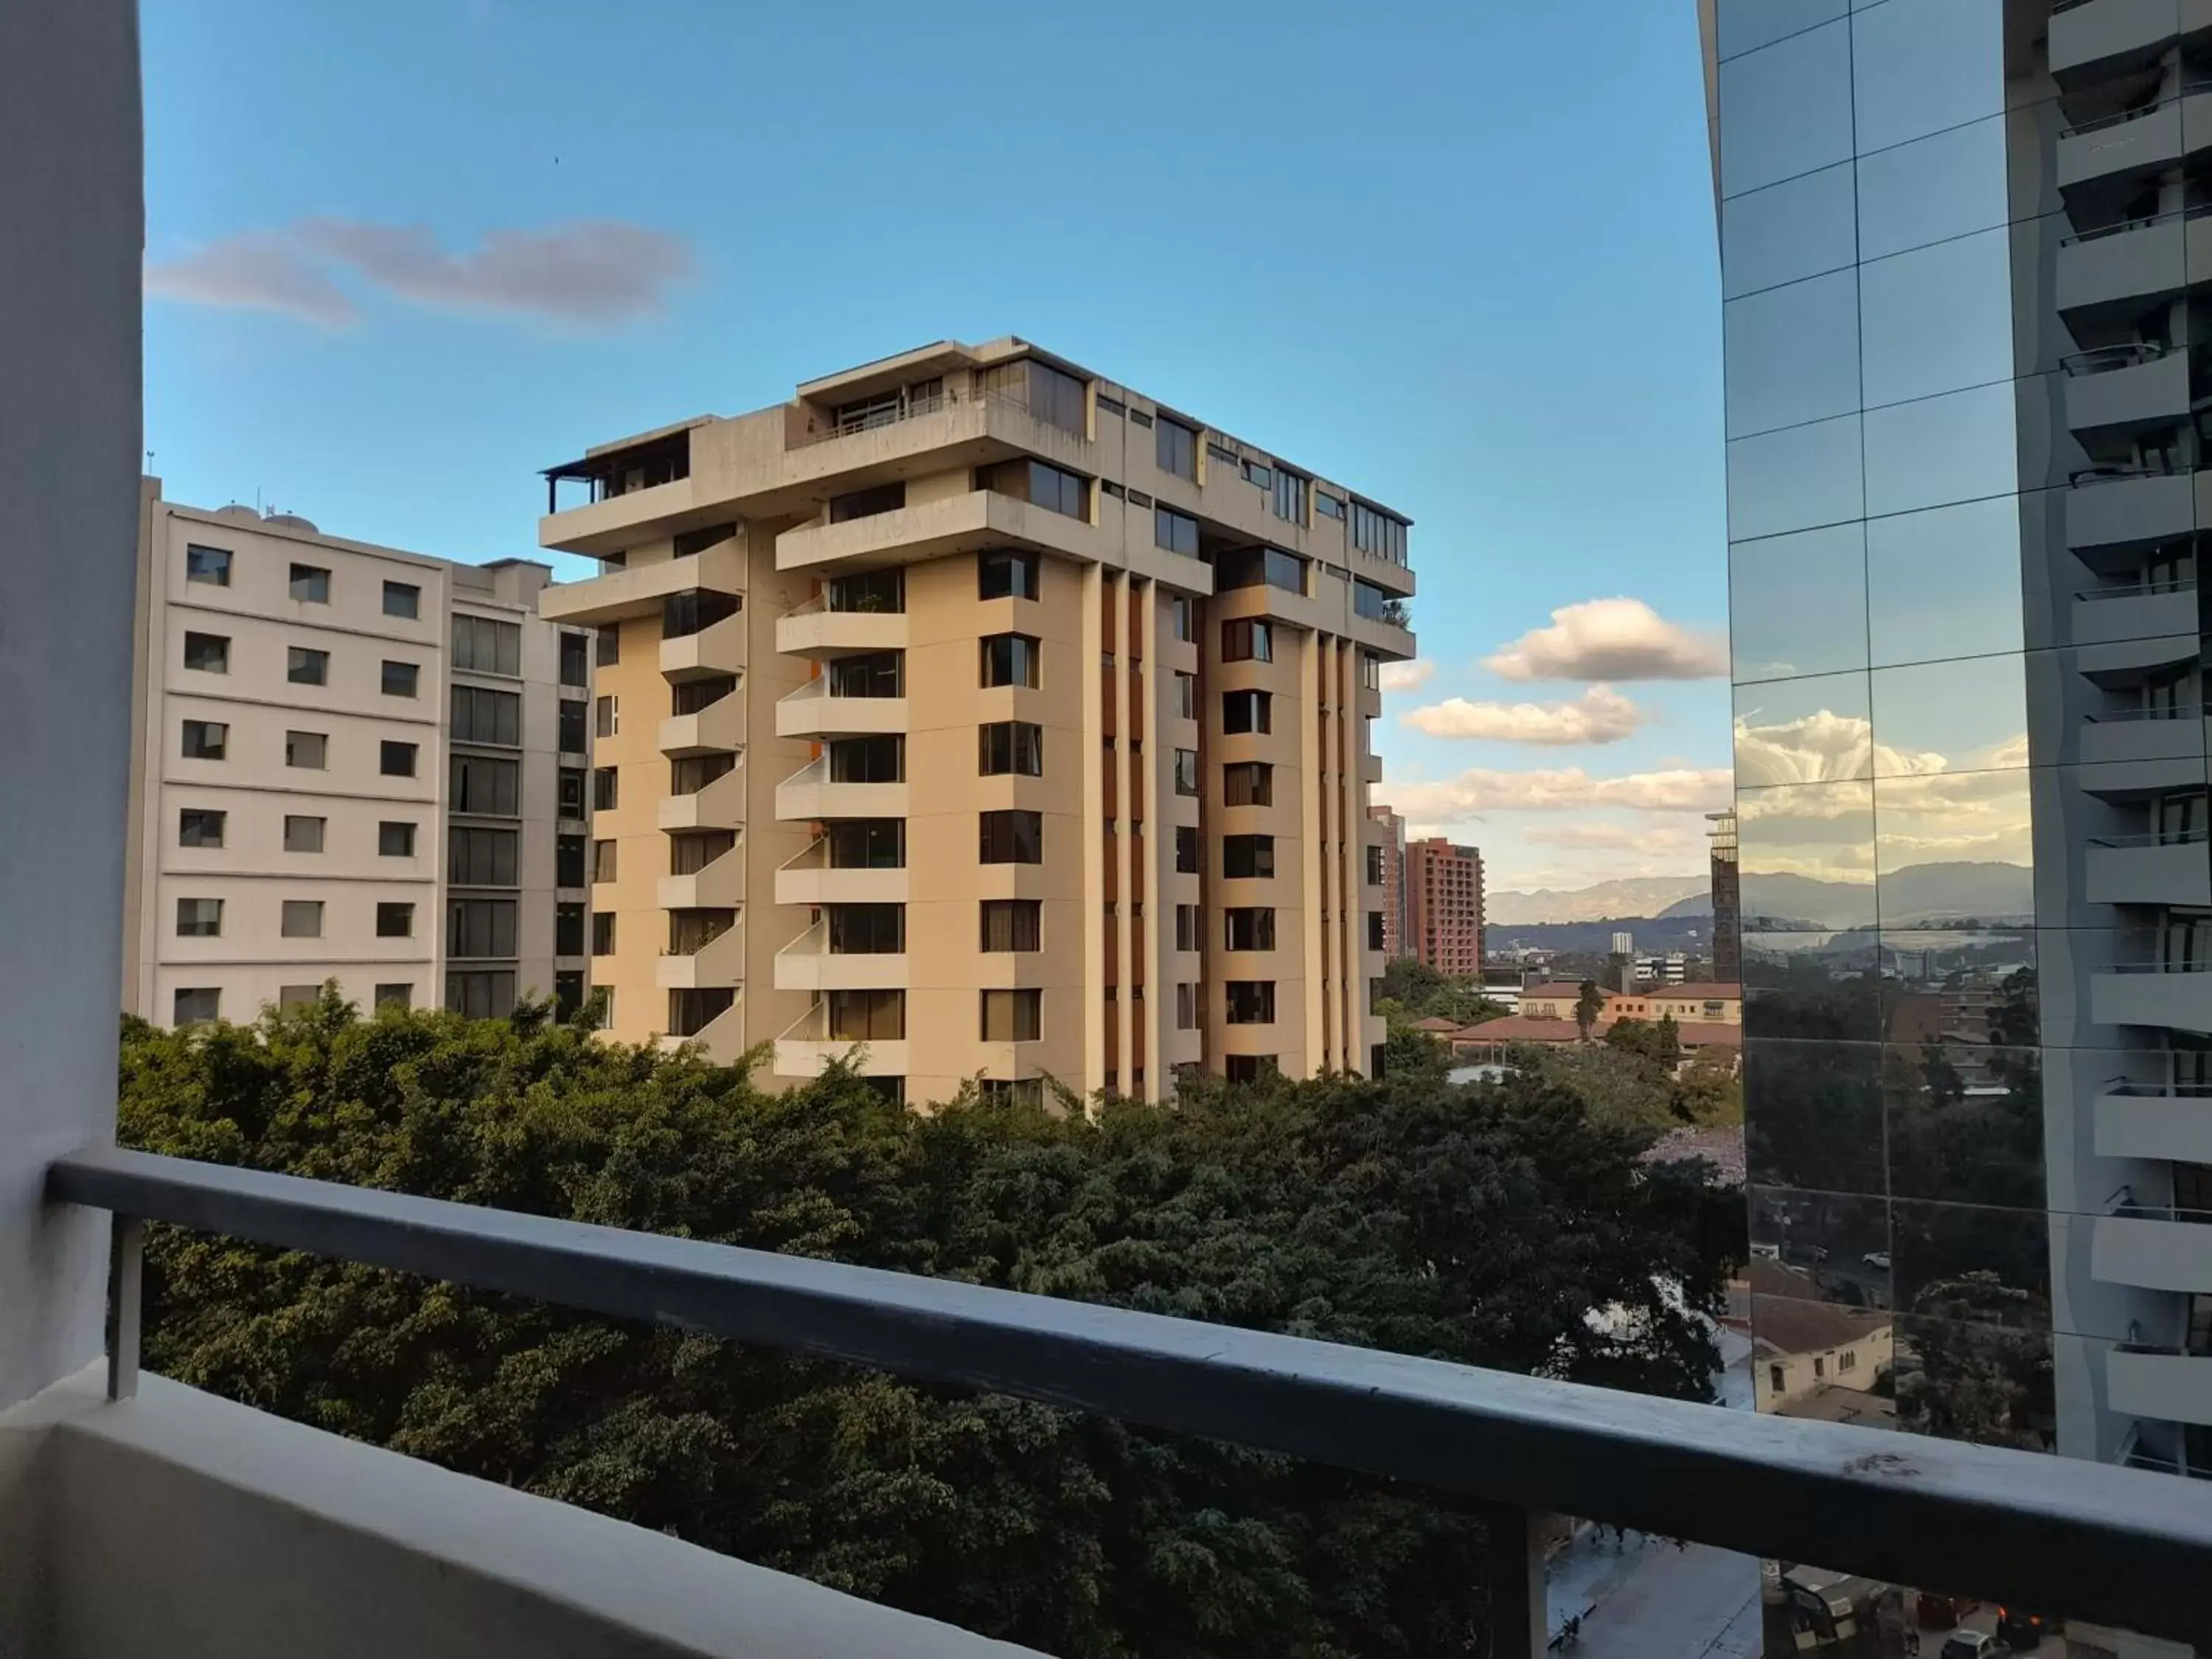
1917 1593 1973 1630
1997 1609 2048 1650
1862 1251 1892 1270
1941 1629 2000 1659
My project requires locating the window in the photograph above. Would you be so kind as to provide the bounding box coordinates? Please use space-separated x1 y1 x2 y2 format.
379 740 417 777
1315 491 1345 521
178 808 225 848
448 754 517 815
663 588 740 639
593 766 619 811
1241 457 1273 489
1154 507 1199 557
981 988 1043 1043
1225 1054 1278 1085
1222 689 1272 734
378 821 417 858
1172 749 1199 796
979 809 1043 864
981 633 1042 688
442 970 515 1019
981 357 1087 435
980 456 1087 519
181 719 227 759
1099 393 1127 417
1354 579 1394 622
1175 903 1200 951
591 911 617 955
1102 481 1124 499
674 522 737 557
1360 653 1381 692
282 814 324 853
1225 908 1276 952
452 614 521 675
448 685 520 745
559 765 587 817
596 627 620 667
559 632 588 686
279 900 322 939
594 694 619 740
593 839 619 882
829 481 905 522
1223 834 1276 879
1349 501 1408 564
557 835 586 887
375 983 413 1009
981 899 1043 953
1175 983 1197 1030
449 897 519 959
828 653 900 698
1221 619 1273 662
828 819 905 868
827 568 905 614
175 895 223 937
375 902 414 938
978 549 1041 600
449 825 520 886
288 730 328 770
183 631 229 673
1223 761 1273 807
559 698 587 754
173 987 220 1024
1839 1349 1857 1374
1170 596 1194 642
829 987 905 1041
979 721 1044 776
828 903 905 954
1770 1364 1787 1394
1365 844 1385 885
1368 912 1386 952
1225 981 1276 1024
541 900 583 962
669 830 734 876
1152 414 1197 479
1217 546 1308 596
286 646 328 686
181 543 232 587
554 971 584 1019
830 735 904 782
1273 469 1307 524
1172 671 1197 719
1175 827 1200 874
1130 410 1155 429
289 563 330 602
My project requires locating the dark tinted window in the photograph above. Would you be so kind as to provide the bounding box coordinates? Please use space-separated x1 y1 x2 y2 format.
979 809 1043 863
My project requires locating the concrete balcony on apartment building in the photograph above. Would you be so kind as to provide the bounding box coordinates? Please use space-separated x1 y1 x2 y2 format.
2085 833 2212 905
538 534 742 625
2096 1084 2212 1164
2078 706 2209 764
2059 89 2212 201
2107 1344 2212 1428
655 919 745 991
2051 0 2212 83
657 845 744 912
659 687 745 758
2056 209 2212 329
775 490 1095 576
774 755 908 821
773 920 908 994
2066 468 2197 553
2062 346 2191 437
2091 1208 2212 1295
658 759 745 832
661 611 745 681
654 992 747 1062
2090 961 2212 1033
775 839 910 906
773 1000 908 1079
774 678 907 740
2073 578 2199 646
775 596 909 658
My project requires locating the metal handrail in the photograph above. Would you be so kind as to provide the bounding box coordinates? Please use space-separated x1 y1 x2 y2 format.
2101 1077 2212 1095
2087 704 2203 720
2062 341 2174 375
2101 959 2212 973
2075 578 2197 599
42 1144 2212 1652
2068 462 2185 486
790 384 1046 449
2059 201 2212 246
2088 828 2212 846
2059 79 2212 140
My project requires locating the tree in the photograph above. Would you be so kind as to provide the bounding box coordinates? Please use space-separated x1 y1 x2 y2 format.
117 992 1735 1659
1573 980 1606 1043
1375 957 1509 1031
1602 1015 1681 1071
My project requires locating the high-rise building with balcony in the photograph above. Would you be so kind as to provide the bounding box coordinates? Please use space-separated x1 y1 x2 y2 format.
124 487 593 1025
1708 807 1742 983
535 341 1417 1102
1405 837 1484 975
1703 0 2212 1559
1369 802 1409 957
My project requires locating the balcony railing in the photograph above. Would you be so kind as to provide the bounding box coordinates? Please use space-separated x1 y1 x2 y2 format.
43 1144 2212 1655
790 383 1046 450
2062 341 2176 375
2088 829 2212 847
2076 577 2197 601
2059 201 2212 247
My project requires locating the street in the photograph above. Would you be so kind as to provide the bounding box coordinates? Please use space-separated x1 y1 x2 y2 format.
1548 1529 1763 1659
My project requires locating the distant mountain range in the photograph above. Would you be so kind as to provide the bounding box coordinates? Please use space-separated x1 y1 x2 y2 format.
1486 862 2033 928
1486 877 1709 926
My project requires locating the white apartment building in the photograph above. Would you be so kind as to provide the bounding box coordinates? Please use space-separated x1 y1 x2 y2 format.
123 485 591 1026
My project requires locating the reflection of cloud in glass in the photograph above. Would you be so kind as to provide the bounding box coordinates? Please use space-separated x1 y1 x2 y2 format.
1734 672 1874 783
1875 766 2033 874
1738 780 1879 897
1870 654 2027 771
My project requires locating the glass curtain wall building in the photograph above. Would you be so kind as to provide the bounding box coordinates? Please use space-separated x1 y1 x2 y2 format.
1708 0 2212 1644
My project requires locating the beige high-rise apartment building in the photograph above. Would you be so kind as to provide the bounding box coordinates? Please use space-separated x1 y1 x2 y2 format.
124 485 594 1026
538 338 1416 1105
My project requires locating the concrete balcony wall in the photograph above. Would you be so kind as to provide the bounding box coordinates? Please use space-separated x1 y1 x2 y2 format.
0 1367 1038 1659
2084 839 2212 905
659 689 745 758
661 612 746 681
2090 967 2212 1033
2066 472 2194 552
776 608 910 659
658 762 746 832
775 684 908 739
2064 350 2190 435
538 535 739 625
775 852 911 908
2106 1346 2212 1428
774 759 908 821
773 922 908 993
775 1036 910 1078
2076 714 2208 764
2059 100 2184 192
654 996 748 1062
2056 220 2185 316
2090 1212 2212 1293
657 847 745 912
776 491 1099 576
2095 1091 2212 1163
655 922 744 991
2052 0 2189 80
2071 585 2197 646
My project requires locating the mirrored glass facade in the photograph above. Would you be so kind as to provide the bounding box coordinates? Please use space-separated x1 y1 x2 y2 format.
1711 0 2212 1646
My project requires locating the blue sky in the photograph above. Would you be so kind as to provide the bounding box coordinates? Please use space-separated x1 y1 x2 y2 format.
144 0 1728 894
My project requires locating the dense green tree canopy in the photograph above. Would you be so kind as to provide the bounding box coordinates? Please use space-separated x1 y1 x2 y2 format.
1374 958 1511 1030
119 994 1740 1659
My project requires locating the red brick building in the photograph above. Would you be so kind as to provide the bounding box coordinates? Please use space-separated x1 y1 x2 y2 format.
1405 837 1484 975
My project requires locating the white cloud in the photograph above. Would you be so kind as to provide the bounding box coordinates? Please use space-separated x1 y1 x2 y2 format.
1521 820 1707 853
1389 764 1733 823
1377 658 1435 692
1484 598 1728 683
147 218 695 329
1400 685 1644 745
